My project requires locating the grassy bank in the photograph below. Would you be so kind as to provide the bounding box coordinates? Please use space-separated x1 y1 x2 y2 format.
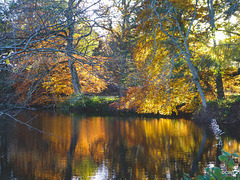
57 95 123 115
57 95 159 117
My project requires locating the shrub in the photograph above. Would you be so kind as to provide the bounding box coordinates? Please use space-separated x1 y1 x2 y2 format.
185 150 240 179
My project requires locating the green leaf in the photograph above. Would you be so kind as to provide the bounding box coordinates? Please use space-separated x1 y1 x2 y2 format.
222 150 231 156
232 152 240 157
228 158 235 169
214 167 222 177
219 155 228 161
205 167 211 173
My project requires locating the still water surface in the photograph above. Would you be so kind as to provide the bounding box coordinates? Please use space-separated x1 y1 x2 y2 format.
0 110 240 179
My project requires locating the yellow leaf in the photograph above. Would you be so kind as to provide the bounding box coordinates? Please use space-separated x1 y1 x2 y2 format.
6 59 10 65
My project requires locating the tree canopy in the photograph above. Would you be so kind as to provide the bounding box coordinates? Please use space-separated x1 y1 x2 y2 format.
1 0 240 115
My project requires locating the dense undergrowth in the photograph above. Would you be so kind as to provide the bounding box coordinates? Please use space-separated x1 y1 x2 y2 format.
193 95 240 124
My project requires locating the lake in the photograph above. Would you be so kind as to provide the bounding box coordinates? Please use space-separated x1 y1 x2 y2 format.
0 110 239 179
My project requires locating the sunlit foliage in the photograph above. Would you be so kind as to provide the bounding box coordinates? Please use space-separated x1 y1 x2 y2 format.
12 53 107 105
117 0 202 114
117 0 240 115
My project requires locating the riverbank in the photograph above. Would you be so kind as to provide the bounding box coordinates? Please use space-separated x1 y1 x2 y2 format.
63 94 240 124
193 95 240 125
55 95 192 119
55 94 240 124
3 94 239 124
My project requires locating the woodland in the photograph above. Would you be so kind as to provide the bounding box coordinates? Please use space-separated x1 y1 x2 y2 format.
1 0 240 122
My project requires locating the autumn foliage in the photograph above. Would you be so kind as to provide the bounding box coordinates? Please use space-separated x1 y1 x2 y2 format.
2 0 240 115
116 0 240 115
12 53 107 105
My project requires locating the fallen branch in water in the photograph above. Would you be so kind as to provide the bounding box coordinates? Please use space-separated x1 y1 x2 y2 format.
0 108 67 141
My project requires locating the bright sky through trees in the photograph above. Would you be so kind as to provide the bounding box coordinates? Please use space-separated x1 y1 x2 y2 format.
215 16 238 44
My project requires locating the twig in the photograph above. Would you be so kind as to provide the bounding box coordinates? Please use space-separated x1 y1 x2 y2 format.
0 111 68 141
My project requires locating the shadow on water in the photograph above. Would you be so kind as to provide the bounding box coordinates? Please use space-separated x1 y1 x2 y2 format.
0 110 239 179
0 118 11 179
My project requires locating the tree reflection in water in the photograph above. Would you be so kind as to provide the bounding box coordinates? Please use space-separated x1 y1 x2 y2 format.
190 128 207 177
0 110 239 179
65 115 79 180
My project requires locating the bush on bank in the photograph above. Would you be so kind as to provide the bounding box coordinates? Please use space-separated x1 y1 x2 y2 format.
185 150 240 179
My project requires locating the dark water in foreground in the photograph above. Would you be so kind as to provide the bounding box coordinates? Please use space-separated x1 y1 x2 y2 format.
0 110 239 179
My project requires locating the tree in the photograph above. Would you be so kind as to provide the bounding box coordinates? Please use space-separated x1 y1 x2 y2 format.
0 0 107 105
11 53 107 105
120 0 240 114
93 0 139 97
200 0 240 100
205 0 227 100
118 0 208 114
151 0 208 110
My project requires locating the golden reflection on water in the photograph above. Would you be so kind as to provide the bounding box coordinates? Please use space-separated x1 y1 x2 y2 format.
2 111 240 179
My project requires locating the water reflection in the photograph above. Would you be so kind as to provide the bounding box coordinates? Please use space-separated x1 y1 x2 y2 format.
0 110 239 179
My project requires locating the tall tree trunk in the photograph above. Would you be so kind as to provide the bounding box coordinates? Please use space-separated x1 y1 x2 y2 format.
66 0 82 95
186 56 207 111
68 61 82 94
216 70 225 99
208 0 225 100
117 0 127 98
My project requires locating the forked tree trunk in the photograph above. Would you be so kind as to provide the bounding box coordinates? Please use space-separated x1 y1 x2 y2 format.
66 0 82 95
